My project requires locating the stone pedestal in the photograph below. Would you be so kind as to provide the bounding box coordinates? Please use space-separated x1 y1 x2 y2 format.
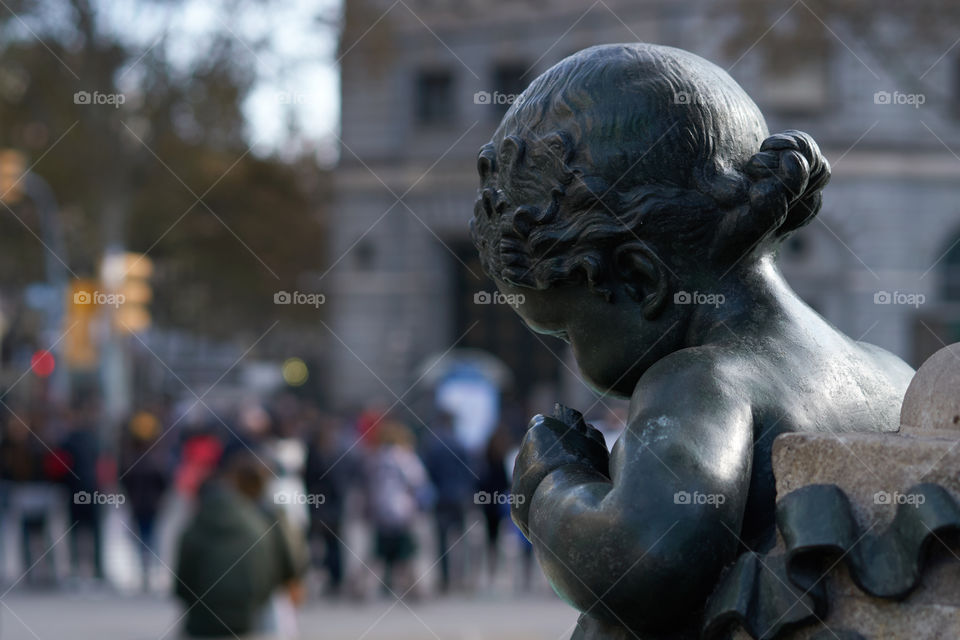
760 431 960 639
724 342 960 640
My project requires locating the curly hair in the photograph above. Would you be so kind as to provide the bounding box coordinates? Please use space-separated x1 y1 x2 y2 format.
470 43 830 300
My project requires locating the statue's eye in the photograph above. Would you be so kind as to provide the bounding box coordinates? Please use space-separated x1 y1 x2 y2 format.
543 131 572 164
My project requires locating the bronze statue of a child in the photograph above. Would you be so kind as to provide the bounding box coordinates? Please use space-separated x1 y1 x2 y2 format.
471 43 914 639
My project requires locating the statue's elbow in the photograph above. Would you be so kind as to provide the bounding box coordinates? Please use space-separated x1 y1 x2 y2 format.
539 529 725 631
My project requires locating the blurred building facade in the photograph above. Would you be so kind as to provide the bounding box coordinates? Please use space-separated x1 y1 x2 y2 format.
329 0 960 408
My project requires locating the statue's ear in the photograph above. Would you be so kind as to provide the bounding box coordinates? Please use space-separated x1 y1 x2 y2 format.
613 242 668 319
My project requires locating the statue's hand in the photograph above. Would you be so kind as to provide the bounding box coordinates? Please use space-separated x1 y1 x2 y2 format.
511 404 609 537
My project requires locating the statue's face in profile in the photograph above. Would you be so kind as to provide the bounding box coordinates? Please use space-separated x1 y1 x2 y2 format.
493 275 679 398
474 149 685 398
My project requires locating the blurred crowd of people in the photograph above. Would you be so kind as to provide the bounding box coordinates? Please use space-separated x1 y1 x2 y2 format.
0 400 117 586
0 392 627 637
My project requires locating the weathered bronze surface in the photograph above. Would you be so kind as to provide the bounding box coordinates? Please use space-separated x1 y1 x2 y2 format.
470 43 915 638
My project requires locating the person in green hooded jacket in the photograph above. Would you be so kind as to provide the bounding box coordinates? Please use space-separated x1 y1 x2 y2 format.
174 451 308 638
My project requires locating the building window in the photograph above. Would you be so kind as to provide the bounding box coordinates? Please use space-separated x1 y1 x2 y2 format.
941 231 960 302
415 69 455 126
491 62 530 118
953 56 960 118
354 239 375 270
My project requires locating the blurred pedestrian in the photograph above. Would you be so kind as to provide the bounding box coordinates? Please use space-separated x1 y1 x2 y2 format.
174 451 308 639
174 423 223 500
265 406 309 533
356 401 387 449
367 420 431 596
421 410 474 593
303 413 353 597
0 414 58 586
61 404 105 582
476 425 512 585
120 410 170 592
223 403 272 462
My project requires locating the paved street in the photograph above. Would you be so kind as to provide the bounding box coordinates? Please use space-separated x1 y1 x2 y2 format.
1 488 579 640
1 488 577 639
0 591 579 640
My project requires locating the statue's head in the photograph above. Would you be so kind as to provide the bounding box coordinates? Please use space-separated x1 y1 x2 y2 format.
471 43 830 395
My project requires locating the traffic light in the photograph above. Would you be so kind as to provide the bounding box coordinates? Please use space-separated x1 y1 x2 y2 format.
101 251 153 333
65 278 99 369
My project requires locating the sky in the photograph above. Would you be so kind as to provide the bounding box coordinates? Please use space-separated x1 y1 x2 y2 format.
104 0 342 163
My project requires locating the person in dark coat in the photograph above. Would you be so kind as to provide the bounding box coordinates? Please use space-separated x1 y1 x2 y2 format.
120 410 170 591
61 406 104 581
422 411 474 593
303 414 353 596
476 425 512 583
0 415 56 585
175 451 308 638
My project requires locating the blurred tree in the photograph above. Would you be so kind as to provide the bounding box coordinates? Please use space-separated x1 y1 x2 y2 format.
0 0 334 338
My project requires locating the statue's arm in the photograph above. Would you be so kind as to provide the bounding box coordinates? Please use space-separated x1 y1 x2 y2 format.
521 350 754 629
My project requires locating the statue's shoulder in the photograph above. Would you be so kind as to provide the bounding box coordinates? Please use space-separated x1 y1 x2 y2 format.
629 345 753 417
854 339 915 384
636 344 749 390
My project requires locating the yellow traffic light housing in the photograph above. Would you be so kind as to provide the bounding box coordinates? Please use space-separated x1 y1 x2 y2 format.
101 252 153 333
0 149 26 204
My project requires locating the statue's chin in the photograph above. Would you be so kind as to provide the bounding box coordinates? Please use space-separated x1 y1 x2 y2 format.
579 368 640 399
